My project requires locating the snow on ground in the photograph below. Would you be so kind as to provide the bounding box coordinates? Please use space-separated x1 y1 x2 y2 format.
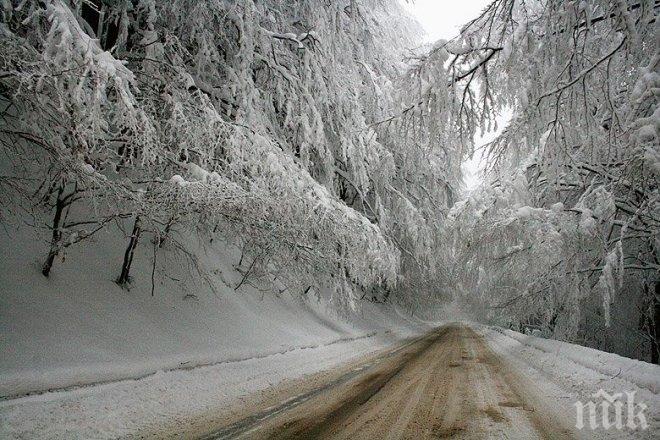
491 327 660 394
478 325 660 439
3 219 657 439
0 219 431 438
0 330 418 439
0 220 428 398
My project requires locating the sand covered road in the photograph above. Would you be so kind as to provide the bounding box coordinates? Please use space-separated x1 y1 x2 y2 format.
205 324 577 440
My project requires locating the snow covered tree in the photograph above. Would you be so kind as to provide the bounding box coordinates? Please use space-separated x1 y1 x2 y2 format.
0 0 462 309
425 0 659 361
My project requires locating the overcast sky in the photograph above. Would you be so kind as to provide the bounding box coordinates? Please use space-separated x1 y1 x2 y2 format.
400 0 491 42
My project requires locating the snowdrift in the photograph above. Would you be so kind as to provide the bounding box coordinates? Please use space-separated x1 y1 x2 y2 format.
487 327 660 394
0 221 430 398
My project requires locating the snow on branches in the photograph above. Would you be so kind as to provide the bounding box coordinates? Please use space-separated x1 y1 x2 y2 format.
429 0 659 359
0 0 436 303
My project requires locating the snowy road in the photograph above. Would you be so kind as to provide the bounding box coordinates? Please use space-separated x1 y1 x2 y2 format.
201 324 579 440
3 323 657 439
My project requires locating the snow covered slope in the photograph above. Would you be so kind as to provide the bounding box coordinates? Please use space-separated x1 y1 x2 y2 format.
488 327 660 394
0 329 419 439
479 325 660 439
0 220 430 399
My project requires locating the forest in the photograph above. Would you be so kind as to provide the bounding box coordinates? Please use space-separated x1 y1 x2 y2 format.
0 0 658 367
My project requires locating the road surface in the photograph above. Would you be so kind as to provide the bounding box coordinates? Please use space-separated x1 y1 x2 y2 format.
201 324 576 439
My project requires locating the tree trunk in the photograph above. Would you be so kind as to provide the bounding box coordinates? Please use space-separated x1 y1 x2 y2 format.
158 216 175 248
42 186 66 277
652 281 660 364
117 216 141 286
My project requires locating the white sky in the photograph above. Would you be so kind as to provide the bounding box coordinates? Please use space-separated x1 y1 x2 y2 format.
400 0 491 42
400 0 495 192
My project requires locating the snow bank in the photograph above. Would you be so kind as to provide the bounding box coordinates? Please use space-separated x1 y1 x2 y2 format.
0 220 429 399
0 330 419 439
478 324 660 439
489 327 660 394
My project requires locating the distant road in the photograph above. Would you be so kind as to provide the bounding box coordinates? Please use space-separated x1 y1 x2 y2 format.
202 324 576 439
